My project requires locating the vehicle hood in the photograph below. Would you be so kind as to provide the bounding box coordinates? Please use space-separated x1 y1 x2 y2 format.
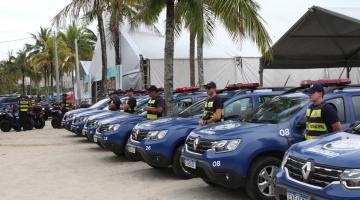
135 115 201 131
190 120 278 140
98 114 129 125
101 114 146 125
87 111 121 120
290 132 360 168
75 109 107 117
65 108 92 116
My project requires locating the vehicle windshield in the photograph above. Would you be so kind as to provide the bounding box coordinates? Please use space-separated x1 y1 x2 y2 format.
90 98 109 109
176 98 208 117
244 96 308 124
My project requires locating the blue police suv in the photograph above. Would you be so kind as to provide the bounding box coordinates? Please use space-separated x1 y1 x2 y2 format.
126 83 283 179
94 88 208 158
275 122 360 200
180 79 360 200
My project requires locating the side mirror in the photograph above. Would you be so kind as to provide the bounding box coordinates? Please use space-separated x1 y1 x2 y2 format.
296 119 306 129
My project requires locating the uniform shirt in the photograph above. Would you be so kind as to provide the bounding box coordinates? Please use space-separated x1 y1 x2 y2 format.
109 97 121 110
148 96 164 118
125 97 137 113
308 103 339 132
203 95 224 119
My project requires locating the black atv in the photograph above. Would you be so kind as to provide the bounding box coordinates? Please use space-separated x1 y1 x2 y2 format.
51 103 63 129
30 105 46 129
0 109 33 132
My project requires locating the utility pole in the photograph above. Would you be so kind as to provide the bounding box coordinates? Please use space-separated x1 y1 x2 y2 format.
75 39 82 104
54 31 61 102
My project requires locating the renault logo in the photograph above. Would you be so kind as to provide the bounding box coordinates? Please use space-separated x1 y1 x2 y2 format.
301 161 314 181
193 137 200 150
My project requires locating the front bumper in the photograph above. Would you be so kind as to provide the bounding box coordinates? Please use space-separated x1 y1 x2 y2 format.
83 127 97 142
275 168 360 200
127 139 171 167
96 131 124 154
180 149 246 188
70 123 84 134
62 120 72 130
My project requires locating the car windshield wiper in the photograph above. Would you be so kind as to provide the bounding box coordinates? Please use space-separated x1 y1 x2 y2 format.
246 118 277 124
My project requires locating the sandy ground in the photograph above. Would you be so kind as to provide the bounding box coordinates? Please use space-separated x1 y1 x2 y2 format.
0 122 250 200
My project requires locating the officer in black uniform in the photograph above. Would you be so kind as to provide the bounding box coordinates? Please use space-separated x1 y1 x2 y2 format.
108 91 121 111
305 83 341 140
199 81 224 126
143 85 164 120
61 94 72 118
18 95 30 131
121 88 137 114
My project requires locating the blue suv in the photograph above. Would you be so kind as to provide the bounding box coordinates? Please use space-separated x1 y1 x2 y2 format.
275 120 360 200
94 91 208 159
126 88 282 178
180 84 360 200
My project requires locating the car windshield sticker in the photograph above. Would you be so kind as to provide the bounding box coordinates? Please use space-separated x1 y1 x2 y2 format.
199 122 242 134
305 145 340 158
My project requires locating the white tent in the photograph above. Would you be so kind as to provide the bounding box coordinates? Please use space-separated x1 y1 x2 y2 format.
88 6 360 90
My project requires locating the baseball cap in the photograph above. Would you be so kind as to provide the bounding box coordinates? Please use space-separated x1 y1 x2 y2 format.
127 88 134 92
203 81 217 89
147 85 158 92
308 83 324 94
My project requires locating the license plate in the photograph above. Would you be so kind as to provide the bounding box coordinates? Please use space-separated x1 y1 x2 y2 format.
127 146 136 154
93 136 97 143
184 158 196 169
287 190 310 200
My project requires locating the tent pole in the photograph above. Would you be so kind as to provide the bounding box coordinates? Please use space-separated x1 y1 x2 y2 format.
346 67 352 78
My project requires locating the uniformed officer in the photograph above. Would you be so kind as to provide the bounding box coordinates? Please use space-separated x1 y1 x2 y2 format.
143 85 164 120
121 88 137 114
61 94 72 116
18 95 30 131
199 81 224 126
30 97 37 110
108 90 121 111
305 84 341 140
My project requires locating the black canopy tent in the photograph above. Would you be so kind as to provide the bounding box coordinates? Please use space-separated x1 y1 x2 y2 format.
260 6 360 85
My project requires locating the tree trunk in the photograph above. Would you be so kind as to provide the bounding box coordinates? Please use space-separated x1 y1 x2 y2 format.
189 30 196 86
50 64 54 95
96 4 108 98
197 0 205 87
164 0 175 116
22 68 25 94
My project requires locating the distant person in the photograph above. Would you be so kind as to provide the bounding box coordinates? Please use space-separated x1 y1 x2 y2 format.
18 95 30 131
108 91 121 111
143 85 164 120
305 83 341 140
199 81 224 126
121 88 137 114
61 93 72 117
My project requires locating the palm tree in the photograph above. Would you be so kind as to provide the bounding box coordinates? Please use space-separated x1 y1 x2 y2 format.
15 49 31 94
54 0 109 98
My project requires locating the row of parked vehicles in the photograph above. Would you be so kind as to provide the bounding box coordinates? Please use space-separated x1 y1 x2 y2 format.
60 79 360 200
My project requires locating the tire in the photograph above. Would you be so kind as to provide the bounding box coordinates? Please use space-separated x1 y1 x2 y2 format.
34 119 45 129
23 119 34 131
96 141 105 148
245 156 281 200
51 117 61 129
172 145 193 179
0 120 12 132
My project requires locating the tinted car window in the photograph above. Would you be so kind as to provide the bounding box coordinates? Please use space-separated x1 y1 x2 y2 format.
224 98 253 118
326 97 345 123
173 98 193 114
259 96 274 104
352 96 360 121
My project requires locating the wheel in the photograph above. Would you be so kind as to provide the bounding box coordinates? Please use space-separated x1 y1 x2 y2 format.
245 156 281 200
96 141 105 148
0 119 12 132
34 119 45 129
23 119 34 131
51 117 61 129
172 145 193 179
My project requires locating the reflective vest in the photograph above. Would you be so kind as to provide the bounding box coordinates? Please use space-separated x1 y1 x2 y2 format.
31 99 37 107
19 100 29 112
147 99 159 120
305 104 328 140
65 101 72 110
202 97 223 124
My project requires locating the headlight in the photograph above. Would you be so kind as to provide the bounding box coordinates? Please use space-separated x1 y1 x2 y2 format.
211 139 241 153
108 124 121 131
146 130 168 140
281 150 290 170
341 169 360 189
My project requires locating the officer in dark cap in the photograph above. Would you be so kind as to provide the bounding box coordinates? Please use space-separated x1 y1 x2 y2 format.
305 83 341 140
143 85 164 120
18 94 30 131
108 90 121 111
121 88 137 114
199 81 224 126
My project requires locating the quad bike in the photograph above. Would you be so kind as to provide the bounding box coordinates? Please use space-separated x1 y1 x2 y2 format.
0 108 32 132
51 103 63 129
30 105 46 129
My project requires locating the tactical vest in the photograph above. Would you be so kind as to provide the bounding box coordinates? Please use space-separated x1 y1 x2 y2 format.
31 99 36 107
19 100 29 112
147 99 159 120
305 104 328 140
65 101 72 110
202 97 223 124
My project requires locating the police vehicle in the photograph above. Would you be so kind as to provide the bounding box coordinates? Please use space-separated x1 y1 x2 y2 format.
94 88 208 159
180 79 360 200
275 121 360 200
126 83 283 179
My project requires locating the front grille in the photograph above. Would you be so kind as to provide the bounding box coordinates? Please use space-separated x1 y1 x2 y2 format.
186 136 213 154
285 156 343 188
131 129 149 141
86 120 95 128
73 118 80 124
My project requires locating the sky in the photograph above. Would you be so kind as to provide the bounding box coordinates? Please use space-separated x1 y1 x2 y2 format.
0 0 360 60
